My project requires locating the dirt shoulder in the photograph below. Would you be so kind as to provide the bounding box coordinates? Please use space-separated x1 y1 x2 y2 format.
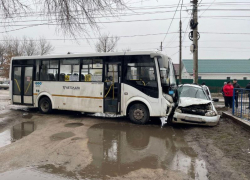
183 117 250 180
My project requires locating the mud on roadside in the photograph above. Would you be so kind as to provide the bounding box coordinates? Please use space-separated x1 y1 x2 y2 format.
183 116 250 180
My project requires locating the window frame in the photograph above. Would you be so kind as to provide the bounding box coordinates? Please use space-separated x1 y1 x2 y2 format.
124 55 159 98
80 57 104 82
59 58 81 82
39 59 59 81
35 57 105 82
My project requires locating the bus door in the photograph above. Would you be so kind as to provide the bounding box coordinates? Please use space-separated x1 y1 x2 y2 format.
104 62 122 114
12 66 34 105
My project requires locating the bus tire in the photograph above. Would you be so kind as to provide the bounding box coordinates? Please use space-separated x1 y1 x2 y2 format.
39 97 52 114
128 103 149 125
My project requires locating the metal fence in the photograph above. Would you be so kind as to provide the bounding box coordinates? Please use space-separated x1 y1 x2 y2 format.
232 88 250 121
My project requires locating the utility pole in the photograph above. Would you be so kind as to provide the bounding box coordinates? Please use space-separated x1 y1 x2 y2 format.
179 18 182 84
160 42 163 51
192 0 198 84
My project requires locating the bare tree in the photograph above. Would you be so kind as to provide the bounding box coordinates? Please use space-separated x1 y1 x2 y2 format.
22 36 38 56
0 0 127 36
39 37 54 55
95 34 120 53
0 43 5 65
3 36 24 57
0 36 54 78
0 0 28 18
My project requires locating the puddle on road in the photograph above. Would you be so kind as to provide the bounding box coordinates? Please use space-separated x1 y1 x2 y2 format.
0 122 208 180
81 123 208 179
50 132 75 141
0 167 72 180
64 123 84 128
0 121 35 148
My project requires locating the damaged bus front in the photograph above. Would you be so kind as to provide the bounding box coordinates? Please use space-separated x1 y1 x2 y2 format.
173 84 220 126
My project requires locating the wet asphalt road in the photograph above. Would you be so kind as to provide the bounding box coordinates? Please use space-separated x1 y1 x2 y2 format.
0 89 208 180
0 89 249 180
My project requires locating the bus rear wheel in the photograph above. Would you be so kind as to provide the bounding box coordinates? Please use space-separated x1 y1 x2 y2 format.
128 104 149 125
39 97 52 114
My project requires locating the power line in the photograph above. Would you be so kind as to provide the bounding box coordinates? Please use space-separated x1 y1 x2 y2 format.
199 0 216 18
162 0 182 43
0 31 179 39
199 8 250 11
0 8 191 20
164 14 191 49
164 14 189 48
0 4 191 17
0 21 55 34
0 17 194 28
1 3 250 18
2 14 250 25
201 32 250 35
2 7 250 20
183 46 250 49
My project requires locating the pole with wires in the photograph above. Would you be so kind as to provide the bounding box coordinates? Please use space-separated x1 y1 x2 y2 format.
179 19 182 84
179 0 183 84
192 0 198 84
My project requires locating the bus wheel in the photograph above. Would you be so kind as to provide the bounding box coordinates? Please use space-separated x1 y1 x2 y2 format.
39 97 52 114
129 104 149 125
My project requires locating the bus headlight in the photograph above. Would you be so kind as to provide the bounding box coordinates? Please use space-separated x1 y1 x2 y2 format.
205 111 216 116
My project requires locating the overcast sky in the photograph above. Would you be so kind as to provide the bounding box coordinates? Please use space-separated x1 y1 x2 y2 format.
2 0 250 64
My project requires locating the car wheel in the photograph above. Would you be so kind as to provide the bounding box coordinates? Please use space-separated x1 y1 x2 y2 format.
128 104 149 125
39 97 52 114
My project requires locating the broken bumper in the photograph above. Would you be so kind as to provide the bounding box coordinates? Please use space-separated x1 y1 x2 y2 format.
173 112 220 126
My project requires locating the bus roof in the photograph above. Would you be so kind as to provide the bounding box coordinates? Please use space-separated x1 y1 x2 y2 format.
12 51 169 60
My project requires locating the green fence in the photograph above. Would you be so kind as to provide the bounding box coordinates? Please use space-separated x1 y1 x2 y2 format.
177 79 249 93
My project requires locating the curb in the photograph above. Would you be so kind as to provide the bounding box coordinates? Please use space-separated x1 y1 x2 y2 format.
222 112 250 131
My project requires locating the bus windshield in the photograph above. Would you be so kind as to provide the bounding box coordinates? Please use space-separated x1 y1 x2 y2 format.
158 57 169 86
158 57 176 86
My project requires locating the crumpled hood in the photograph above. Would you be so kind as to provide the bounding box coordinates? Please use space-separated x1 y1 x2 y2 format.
178 97 211 107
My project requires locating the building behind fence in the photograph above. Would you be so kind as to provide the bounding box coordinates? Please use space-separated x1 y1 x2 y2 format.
177 79 249 93
232 88 250 121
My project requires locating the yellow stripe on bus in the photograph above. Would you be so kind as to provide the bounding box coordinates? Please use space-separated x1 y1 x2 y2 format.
52 94 103 99
14 79 21 92
32 93 103 99
25 80 32 95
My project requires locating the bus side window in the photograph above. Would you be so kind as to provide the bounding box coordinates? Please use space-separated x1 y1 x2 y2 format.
81 58 103 82
40 60 59 81
125 56 156 87
60 59 80 81
169 62 176 86
36 60 40 81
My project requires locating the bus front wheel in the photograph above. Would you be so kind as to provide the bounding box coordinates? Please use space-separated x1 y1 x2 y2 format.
128 104 149 125
39 97 52 114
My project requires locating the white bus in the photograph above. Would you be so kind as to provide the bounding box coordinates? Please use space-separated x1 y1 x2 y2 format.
9 51 177 124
